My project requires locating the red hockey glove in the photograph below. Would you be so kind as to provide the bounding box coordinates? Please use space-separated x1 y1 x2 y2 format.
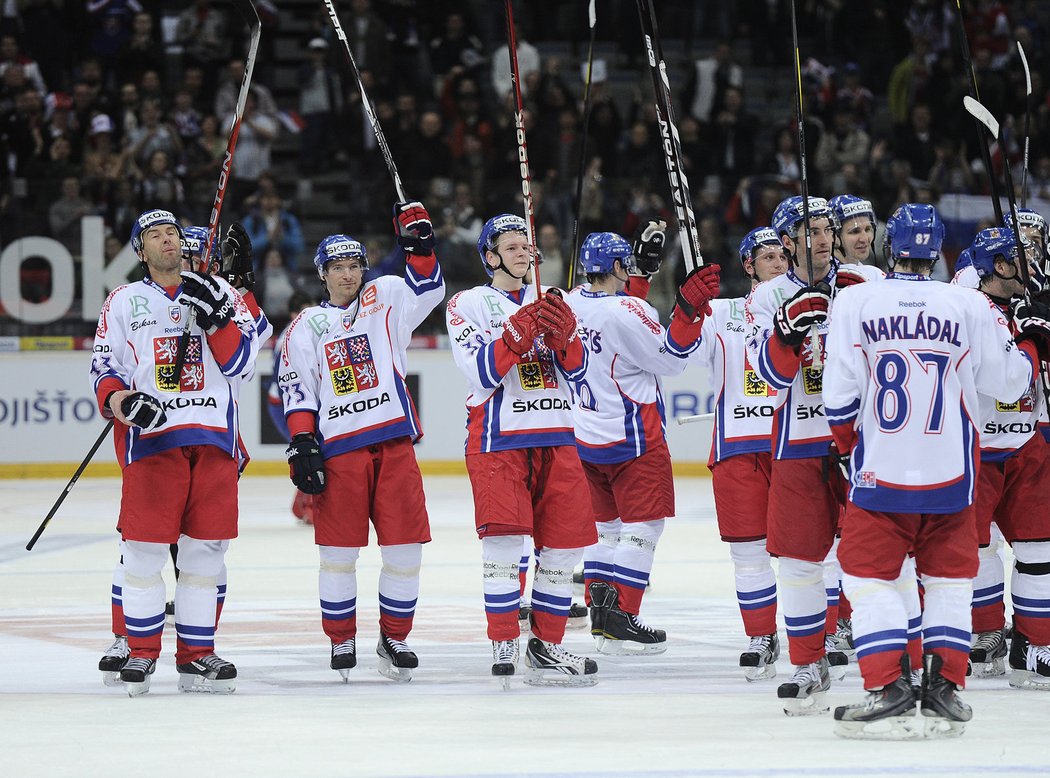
393 200 436 255
502 301 541 356
835 266 868 289
674 264 721 321
537 290 578 352
774 283 831 348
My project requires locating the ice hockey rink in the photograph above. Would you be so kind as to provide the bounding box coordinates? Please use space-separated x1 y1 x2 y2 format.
1 475 1047 778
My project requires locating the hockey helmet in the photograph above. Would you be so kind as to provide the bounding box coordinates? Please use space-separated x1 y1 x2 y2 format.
954 246 973 274
738 227 782 267
1004 207 1048 248
970 226 1020 279
181 225 218 269
580 232 633 275
829 194 876 231
771 195 833 238
314 234 367 280
131 209 183 254
477 214 528 276
884 203 944 262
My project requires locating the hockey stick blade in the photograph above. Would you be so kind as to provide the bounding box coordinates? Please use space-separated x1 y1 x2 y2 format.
1018 41 1032 96
963 95 999 139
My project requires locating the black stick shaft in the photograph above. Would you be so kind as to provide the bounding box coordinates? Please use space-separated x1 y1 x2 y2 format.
568 1 598 290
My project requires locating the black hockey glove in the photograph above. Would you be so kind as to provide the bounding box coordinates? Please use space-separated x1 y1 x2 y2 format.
632 218 667 276
828 441 850 483
773 283 831 347
179 271 234 330
120 391 167 432
286 433 326 495
1012 296 1050 361
219 222 255 291
393 201 436 255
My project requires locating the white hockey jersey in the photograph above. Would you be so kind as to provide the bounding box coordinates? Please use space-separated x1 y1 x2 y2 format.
692 296 778 465
565 288 698 464
90 276 260 467
279 266 444 458
446 284 585 454
824 274 1036 513
744 262 884 459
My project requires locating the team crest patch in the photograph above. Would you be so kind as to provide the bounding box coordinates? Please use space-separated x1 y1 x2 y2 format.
996 392 1035 413
341 313 354 332
855 470 876 488
326 334 379 396
168 305 182 324
154 336 203 393
517 354 558 391
743 353 774 397
801 365 823 395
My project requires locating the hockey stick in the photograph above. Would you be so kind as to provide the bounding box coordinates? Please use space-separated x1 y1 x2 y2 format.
172 0 262 382
676 412 714 426
504 0 540 298
323 0 406 201
1018 41 1032 208
567 0 597 290
953 0 1004 224
26 420 113 550
788 0 821 369
635 0 703 273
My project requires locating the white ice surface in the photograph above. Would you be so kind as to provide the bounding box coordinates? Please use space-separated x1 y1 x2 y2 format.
1 476 1047 778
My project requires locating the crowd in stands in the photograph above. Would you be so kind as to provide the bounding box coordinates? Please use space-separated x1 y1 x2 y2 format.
3 0 1050 335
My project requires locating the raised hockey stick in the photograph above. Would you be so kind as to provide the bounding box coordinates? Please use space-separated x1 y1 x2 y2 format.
635 0 703 274
172 0 262 382
504 0 541 298
1018 41 1032 208
788 0 820 368
26 420 113 550
567 0 597 290
323 0 406 201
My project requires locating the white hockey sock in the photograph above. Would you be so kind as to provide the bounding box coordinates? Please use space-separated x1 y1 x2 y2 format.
111 541 126 634
519 535 532 606
900 556 921 653
822 536 842 616
778 557 826 657
483 535 526 620
319 545 360 633
584 518 621 585
842 571 908 663
921 575 972 656
122 540 169 647
378 543 423 630
173 536 227 652
728 540 777 634
1012 541 1050 643
971 538 1006 629
613 519 664 613
533 546 584 622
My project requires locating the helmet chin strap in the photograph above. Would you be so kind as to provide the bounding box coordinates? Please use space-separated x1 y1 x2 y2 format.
490 247 529 281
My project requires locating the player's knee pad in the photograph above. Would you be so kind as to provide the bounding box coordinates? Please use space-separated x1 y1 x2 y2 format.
482 534 527 563
920 575 972 605
319 545 361 574
1013 541 1050 573
728 539 771 573
620 519 664 553
596 519 622 549
978 542 1002 562
777 557 823 588
380 543 423 579
122 540 168 588
536 547 583 585
841 572 896 605
176 537 228 577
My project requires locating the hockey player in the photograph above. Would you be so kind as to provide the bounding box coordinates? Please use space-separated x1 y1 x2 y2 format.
825 204 1050 738
90 209 260 696
830 194 878 267
744 194 883 715
279 202 444 683
565 230 720 656
693 227 787 679
445 213 599 688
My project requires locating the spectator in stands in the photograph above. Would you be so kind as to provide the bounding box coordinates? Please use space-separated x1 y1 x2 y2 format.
241 190 304 274
0 35 47 98
402 110 451 194
298 37 341 176
126 98 181 171
176 0 229 91
257 245 296 321
344 0 391 90
617 121 661 189
115 81 139 140
3 87 46 176
115 11 164 91
214 57 277 123
928 136 976 195
892 102 938 181
86 0 142 80
536 222 566 288
82 113 127 197
21 0 69 94
835 63 874 130
683 41 743 124
137 68 164 108
48 175 93 252
491 34 539 101
887 35 933 126
223 91 277 212
815 108 871 195
706 85 756 193
170 89 202 146
429 11 485 86
134 149 184 213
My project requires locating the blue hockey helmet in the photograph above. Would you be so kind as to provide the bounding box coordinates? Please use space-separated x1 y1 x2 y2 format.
314 234 367 279
771 195 833 238
580 231 633 275
829 194 876 231
970 226 1020 279
1005 207 1048 248
884 203 944 261
130 209 182 254
738 227 781 266
181 225 218 269
477 214 528 276
954 246 973 274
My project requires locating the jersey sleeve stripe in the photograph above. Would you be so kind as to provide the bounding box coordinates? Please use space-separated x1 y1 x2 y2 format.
826 398 860 425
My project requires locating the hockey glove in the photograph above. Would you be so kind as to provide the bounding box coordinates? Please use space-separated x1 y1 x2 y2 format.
120 391 167 432
393 200 436 255
675 264 721 322
835 266 868 289
828 440 851 483
537 290 578 353
632 218 667 276
219 222 255 291
286 433 326 495
502 300 541 356
773 283 831 348
1012 296 1050 361
179 271 234 330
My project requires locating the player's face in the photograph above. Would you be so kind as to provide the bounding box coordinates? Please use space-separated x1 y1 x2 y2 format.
750 244 789 283
838 216 874 263
786 217 834 279
490 231 532 280
141 225 183 277
324 257 366 306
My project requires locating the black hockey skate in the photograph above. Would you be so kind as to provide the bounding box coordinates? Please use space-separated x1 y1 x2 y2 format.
330 638 356 682
777 657 831 716
588 581 615 642
920 653 971 738
824 633 850 681
99 634 129 687
1008 629 1050 691
567 602 589 630
740 633 779 681
832 617 855 654
120 656 156 697
492 639 519 690
377 633 417 683
177 653 237 694
968 627 1007 677
523 637 598 687
834 656 919 740
588 581 666 655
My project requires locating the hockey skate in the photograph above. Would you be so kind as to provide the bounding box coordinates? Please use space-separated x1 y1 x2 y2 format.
777 657 831 716
920 653 971 738
968 627 1007 677
164 600 175 623
518 604 532 634
1008 630 1050 691
740 633 779 681
523 637 598 687
567 602 589 630
177 653 237 694
99 634 129 687
330 638 356 682
831 617 855 656
120 656 156 697
588 581 666 655
377 633 417 683
824 633 849 681
834 657 920 740
491 639 519 690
